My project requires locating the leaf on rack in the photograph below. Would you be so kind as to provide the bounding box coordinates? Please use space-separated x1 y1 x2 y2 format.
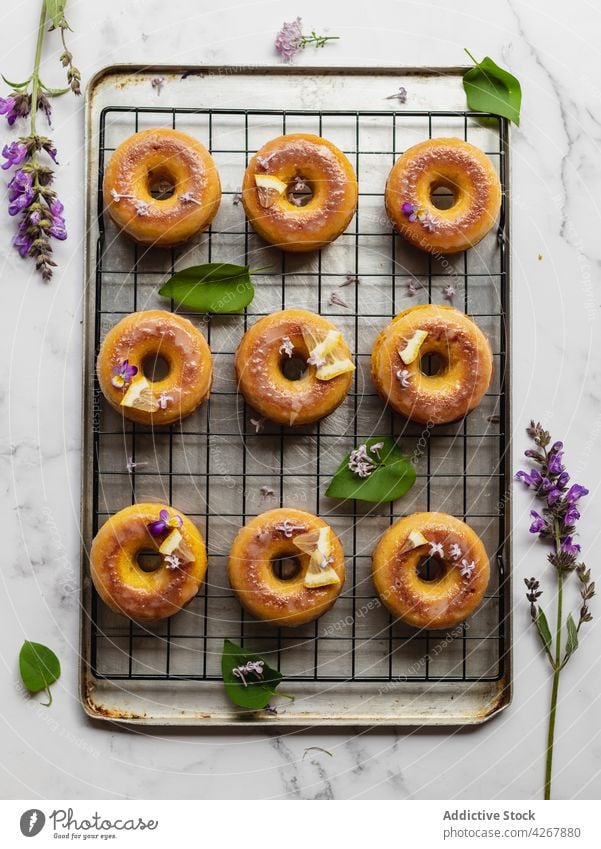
325 436 416 504
158 263 256 314
221 640 293 710
463 49 522 126
19 641 61 707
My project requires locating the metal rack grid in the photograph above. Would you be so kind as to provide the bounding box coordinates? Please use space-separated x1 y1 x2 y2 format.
89 102 510 689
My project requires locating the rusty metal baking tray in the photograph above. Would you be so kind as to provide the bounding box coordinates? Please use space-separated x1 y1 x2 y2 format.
81 65 512 726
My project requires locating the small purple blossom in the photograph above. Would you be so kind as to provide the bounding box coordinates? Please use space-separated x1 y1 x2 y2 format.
449 543 462 561
566 484 589 504
147 509 183 537
459 559 476 580
7 170 34 216
158 392 173 410
348 444 377 479
232 660 265 687
1 141 28 170
111 359 138 389
402 202 417 221
560 536 581 557
275 17 303 61
529 511 546 534
275 520 307 539
442 284 456 303
396 368 411 388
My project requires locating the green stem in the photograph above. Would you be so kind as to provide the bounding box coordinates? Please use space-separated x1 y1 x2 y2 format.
30 1 48 139
544 525 564 800
464 48 479 66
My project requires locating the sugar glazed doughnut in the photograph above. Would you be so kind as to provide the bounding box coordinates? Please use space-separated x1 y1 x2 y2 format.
96 309 213 426
372 512 490 630
103 128 221 246
234 308 355 426
241 133 358 252
228 508 345 627
371 304 493 425
385 138 502 254
90 503 208 622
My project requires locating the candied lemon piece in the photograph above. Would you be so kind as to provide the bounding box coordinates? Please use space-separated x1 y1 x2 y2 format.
399 529 429 554
158 529 194 564
255 174 287 209
301 325 355 382
120 376 159 412
399 329 428 365
315 358 355 381
294 527 340 589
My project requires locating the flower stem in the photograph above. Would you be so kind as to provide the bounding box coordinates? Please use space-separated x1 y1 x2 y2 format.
545 527 564 800
30 1 49 138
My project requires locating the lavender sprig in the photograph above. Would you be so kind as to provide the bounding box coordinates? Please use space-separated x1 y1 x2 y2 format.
275 18 339 62
1 1 80 280
516 421 594 800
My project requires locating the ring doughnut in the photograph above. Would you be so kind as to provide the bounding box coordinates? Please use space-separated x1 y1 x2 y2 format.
96 309 213 426
227 508 345 627
103 128 221 246
234 308 355 426
385 137 502 254
371 304 493 425
372 512 490 630
90 503 208 622
241 133 358 252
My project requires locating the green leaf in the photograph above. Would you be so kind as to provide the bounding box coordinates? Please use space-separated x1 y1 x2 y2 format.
325 436 416 504
463 49 522 126
19 641 61 706
221 640 291 710
46 0 68 28
1 74 32 90
534 608 553 654
40 82 71 96
565 613 579 658
159 263 255 314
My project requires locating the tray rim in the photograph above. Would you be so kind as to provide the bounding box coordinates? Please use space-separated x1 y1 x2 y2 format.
80 62 513 728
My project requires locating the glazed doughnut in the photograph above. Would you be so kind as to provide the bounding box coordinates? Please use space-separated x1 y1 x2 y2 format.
371 304 493 425
372 512 490 630
227 508 345 627
103 128 221 246
241 133 358 252
385 137 502 254
97 309 213 426
234 308 355 426
90 503 207 622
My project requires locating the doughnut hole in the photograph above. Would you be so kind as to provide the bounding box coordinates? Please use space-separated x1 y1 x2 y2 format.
419 351 447 377
136 548 163 573
271 554 302 581
287 175 314 207
142 352 170 382
416 555 449 583
429 180 459 210
147 166 177 200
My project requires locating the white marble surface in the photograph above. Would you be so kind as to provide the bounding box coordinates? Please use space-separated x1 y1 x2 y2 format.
1 0 601 800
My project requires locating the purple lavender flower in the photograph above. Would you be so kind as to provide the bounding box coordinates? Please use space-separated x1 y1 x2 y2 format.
275 17 303 61
12 218 32 257
48 198 67 240
402 202 417 221
0 95 18 125
561 536 581 556
529 511 546 534
564 505 580 526
7 170 34 215
111 359 138 389
147 509 183 537
1 141 28 170
566 483 589 504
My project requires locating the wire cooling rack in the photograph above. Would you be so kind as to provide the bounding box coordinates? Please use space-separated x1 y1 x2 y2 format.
86 92 510 704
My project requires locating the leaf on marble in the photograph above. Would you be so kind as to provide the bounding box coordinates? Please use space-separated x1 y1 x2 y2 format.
19 641 61 707
463 49 522 126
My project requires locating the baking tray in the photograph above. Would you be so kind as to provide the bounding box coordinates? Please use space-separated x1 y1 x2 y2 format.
81 65 512 726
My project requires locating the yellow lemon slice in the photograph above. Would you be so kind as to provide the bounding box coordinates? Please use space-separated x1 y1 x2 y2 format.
158 529 194 564
301 326 355 381
315 357 355 381
255 174 287 209
120 376 159 412
294 528 341 589
399 529 429 555
399 329 428 365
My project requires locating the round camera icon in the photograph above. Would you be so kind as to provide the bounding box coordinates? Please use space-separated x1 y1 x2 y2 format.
19 810 45 837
